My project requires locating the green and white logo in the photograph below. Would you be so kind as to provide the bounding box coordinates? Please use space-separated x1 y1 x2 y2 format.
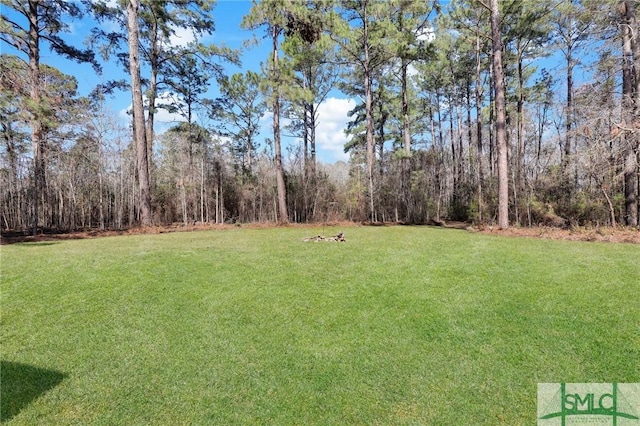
538 383 640 425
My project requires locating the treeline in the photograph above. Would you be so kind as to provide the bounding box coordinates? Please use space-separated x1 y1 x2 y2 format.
1 0 639 233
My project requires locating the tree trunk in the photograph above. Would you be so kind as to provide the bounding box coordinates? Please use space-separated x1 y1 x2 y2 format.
401 57 411 155
302 76 310 180
127 0 152 226
310 101 317 176
627 0 639 227
28 0 44 235
488 57 495 176
516 41 526 226
146 16 158 174
490 0 509 228
449 94 457 194
622 0 638 226
364 38 376 222
272 26 288 224
565 44 573 167
634 0 640 226
400 57 412 222
200 156 205 223
475 31 485 222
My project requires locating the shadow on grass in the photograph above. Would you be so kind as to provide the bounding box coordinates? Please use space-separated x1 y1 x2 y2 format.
1 361 66 423
12 242 60 247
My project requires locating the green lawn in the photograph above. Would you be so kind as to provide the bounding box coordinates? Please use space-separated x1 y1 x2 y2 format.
1 226 639 425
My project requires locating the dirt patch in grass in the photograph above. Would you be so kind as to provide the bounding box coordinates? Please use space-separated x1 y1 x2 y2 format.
2 221 639 244
0 223 228 244
472 224 640 244
0 221 358 245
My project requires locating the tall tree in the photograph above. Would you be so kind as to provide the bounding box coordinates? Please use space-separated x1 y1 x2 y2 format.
384 1 437 223
552 0 591 175
0 54 29 193
280 1 337 222
281 0 335 179
89 0 222 137
488 0 509 228
0 54 84 229
620 0 639 226
162 52 209 126
391 0 437 156
126 0 152 226
332 0 398 221
1 0 97 233
242 0 299 223
502 0 553 224
134 1 236 162
89 0 235 225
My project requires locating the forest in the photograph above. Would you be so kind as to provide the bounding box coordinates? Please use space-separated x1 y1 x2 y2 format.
1 0 639 233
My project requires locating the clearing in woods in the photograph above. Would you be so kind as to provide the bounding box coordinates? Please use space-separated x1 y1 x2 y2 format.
1 226 638 424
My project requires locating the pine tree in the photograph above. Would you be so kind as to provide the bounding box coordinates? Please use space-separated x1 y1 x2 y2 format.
488 0 509 228
243 0 305 223
331 0 398 222
1 0 98 233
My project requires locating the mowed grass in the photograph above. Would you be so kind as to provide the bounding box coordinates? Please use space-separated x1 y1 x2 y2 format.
1 226 638 425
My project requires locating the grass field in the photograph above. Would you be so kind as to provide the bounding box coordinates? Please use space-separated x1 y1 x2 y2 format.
1 226 639 424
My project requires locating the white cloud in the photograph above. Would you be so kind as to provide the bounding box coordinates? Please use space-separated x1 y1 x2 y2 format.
118 92 188 126
408 63 420 78
260 111 274 127
167 25 197 48
118 106 131 121
416 26 435 43
154 92 188 123
315 97 356 163
251 98 353 163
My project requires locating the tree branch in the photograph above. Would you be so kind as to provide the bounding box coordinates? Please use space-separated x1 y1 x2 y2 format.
476 0 490 12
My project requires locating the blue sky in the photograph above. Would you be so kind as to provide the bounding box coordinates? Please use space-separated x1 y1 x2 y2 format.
1 0 354 163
